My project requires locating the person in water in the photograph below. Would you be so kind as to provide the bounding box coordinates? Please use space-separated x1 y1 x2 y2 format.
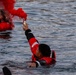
23 21 56 68
0 9 14 31
0 9 12 24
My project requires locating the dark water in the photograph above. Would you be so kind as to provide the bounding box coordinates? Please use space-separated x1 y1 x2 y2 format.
0 0 76 75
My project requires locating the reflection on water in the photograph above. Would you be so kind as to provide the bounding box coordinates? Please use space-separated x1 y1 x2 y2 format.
0 34 11 39
0 0 76 75
0 32 12 39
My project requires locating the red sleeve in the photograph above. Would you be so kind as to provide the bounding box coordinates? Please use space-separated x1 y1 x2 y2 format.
28 38 39 55
25 29 39 55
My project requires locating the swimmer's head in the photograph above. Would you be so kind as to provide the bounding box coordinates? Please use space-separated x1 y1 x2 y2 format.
35 44 51 58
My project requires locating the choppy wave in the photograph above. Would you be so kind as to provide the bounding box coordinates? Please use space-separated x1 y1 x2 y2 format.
17 0 76 3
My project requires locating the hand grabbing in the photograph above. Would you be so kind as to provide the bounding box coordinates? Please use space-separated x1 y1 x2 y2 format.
27 62 36 68
23 20 29 31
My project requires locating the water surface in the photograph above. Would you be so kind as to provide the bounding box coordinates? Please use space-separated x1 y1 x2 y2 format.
0 0 76 75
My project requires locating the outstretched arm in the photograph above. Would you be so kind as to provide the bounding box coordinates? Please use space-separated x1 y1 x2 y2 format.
23 21 39 55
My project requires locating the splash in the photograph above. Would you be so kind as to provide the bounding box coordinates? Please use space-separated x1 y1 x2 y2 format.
0 0 27 20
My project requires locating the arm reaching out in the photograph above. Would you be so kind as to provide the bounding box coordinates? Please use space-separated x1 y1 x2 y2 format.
23 20 39 55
